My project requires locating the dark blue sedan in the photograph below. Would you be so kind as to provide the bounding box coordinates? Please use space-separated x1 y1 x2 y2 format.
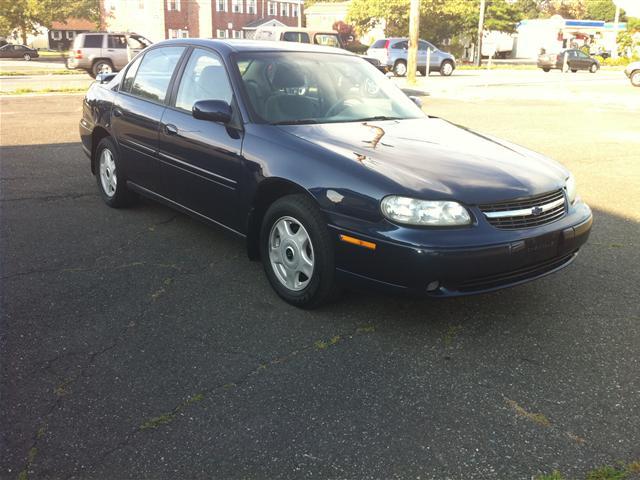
80 39 592 308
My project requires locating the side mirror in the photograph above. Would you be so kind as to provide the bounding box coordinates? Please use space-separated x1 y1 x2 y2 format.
409 96 423 108
96 72 116 84
192 100 232 124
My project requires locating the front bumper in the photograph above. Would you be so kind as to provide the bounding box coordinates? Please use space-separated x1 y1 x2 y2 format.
328 202 593 297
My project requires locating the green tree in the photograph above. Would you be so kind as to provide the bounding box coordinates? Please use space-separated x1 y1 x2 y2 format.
586 0 627 21
0 0 100 45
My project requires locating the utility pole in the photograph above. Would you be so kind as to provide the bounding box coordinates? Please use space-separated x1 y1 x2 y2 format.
475 0 486 67
612 4 621 59
407 0 420 85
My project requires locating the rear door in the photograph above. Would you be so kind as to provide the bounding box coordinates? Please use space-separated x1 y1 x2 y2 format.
107 34 129 70
111 46 186 193
158 47 244 231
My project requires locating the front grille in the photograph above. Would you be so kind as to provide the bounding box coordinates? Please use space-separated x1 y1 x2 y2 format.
456 252 576 292
480 189 566 230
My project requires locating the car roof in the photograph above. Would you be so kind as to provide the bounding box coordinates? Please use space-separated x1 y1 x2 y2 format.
150 38 356 56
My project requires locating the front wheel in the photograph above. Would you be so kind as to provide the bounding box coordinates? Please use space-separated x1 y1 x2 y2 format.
542 67 550 72
631 70 640 87
571 69 578 73
23 53 31 61
260 194 338 308
589 63 599 73
95 137 136 208
440 60 454 76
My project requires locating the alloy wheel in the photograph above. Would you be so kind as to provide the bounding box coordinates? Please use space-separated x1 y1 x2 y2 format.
99 148 117 198
268 216 315 291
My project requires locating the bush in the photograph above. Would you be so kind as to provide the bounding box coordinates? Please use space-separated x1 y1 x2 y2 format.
344 42 369 54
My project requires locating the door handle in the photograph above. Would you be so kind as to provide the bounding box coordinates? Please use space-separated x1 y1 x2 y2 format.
164 124 178 135
113 107 123 117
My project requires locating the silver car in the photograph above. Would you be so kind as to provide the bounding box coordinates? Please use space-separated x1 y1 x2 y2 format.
624 61 640 87
66 32 152 77
367 37 456 77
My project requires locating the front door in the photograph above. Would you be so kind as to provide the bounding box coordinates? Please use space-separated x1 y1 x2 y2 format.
111 45 186 192
106 34 129 70
158 47 244 231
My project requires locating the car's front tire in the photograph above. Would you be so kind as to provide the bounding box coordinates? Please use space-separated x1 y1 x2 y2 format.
260 194 337 309
631 70 640 87
589 63 599 73
542 67 550 72
23 53 31 61
95 137 136 208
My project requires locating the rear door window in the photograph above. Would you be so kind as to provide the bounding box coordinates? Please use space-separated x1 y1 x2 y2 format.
392 41 408 49
282 32 310 43
83 35 103 48
129 46 185 103
108 35 127 49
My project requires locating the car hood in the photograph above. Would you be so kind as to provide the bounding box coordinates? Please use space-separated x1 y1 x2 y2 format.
279 117 568 204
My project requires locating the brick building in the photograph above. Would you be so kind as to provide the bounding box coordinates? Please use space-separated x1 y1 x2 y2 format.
163 0 303 40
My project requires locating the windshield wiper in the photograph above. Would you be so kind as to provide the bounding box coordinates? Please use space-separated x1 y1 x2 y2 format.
353 116 403 122
271 119 319 125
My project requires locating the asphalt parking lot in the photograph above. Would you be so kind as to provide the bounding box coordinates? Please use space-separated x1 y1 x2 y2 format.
1 80 639 479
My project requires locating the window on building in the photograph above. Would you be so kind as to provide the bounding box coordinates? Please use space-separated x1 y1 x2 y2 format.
247 0 256 14
280 2 289 16
268 2 275 15
167 0 180 11
175 49 233 111
291 3 298 17
216 0 227 12
51 31 63 41
66 31 75 40
129 46 185 103
232 30 243 39
168 29 189 39
217 29 228 38
231 0 243 13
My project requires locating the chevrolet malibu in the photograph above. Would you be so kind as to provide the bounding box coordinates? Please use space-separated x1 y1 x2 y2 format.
80 39 592 308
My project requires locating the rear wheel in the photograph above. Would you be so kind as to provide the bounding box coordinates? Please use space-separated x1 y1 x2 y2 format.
393 60 407 77
571 69 577 73
260 194 337 308
95 137 136 208
418 66 427 76
440 60 454 76
589 63 599 73
23 53 31 61
631 71 640 87
92 60 113 78
542 67 550 72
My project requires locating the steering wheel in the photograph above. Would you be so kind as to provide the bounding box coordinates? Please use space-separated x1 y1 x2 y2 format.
325 97 364 118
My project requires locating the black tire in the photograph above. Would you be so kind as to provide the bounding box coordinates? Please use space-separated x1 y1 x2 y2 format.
571 69 577 73
92 59 113 78
260 194 338 309
589 63 598 73
542 67 550 72
631 70 640 87
23 53 31 61
393 60 407 77
418 66 427 76
439 60 454 76
95 137 136 208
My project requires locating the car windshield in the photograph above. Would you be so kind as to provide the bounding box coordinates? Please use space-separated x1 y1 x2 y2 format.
235 51 425 125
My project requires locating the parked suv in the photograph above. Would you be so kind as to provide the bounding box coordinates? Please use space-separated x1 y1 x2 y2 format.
367 38 456 76
66 32 152 77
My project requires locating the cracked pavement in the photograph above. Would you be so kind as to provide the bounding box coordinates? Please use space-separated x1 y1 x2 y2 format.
1 92 639 480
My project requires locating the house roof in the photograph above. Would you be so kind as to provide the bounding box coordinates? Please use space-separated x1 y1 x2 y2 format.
243 17 287 29
50 18 97 31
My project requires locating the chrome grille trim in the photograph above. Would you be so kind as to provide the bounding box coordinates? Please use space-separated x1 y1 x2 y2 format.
480 189 567 230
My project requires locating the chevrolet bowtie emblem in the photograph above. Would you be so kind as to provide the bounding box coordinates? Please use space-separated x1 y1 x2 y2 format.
531 206 544 216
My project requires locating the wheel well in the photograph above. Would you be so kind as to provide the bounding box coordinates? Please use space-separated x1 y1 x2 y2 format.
90 127 110 174
92 58 113 66
245 179 312 260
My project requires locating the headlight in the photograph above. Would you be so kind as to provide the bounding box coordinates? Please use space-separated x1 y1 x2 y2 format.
565 175 577 205
381 196 471 226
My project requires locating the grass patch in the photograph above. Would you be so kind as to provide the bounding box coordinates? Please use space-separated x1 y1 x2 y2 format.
314 335 341 350
505 398 551 427
0 87 87 95
0 69 81 76
586 465 629 480
536 471 566 480
139 392 205 431
444 325 463 347
356 325 376 334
